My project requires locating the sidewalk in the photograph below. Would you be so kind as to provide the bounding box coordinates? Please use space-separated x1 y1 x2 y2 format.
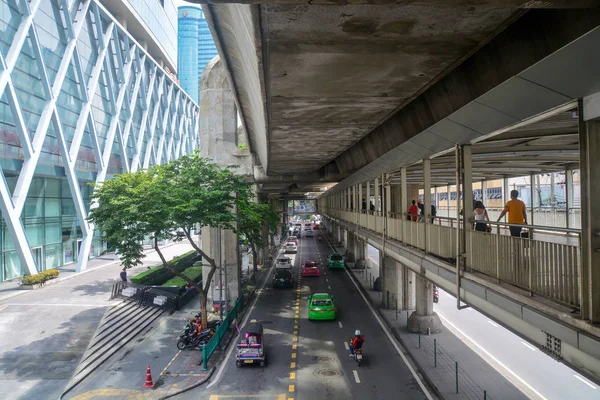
330 240 527 400
65 261 271 400
0 240 197 400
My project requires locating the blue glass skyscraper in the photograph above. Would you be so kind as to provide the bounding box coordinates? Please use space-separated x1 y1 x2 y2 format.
178 6 218 104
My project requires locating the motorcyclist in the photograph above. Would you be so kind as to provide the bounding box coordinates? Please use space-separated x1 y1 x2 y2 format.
349 330 365 356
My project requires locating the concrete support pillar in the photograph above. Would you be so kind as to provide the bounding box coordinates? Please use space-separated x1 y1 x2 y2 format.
566 169 573 229
579 103 600 322
385 174 391 218
202 227 240 311
374 177 380 215
382 256 399 309
424 158 431 252
366 180 371 212
407 275 442 334
402 265 415 310
463 145 473 229
354 238 365 264
347 232 356 262
359 182 364 211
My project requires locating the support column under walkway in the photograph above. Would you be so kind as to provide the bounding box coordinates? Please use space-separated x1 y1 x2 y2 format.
407 275 443 334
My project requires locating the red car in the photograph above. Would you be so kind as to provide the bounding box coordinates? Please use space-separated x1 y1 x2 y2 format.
302 261 320 277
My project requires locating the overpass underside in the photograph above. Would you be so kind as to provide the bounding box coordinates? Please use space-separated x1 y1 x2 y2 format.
201 0 600 384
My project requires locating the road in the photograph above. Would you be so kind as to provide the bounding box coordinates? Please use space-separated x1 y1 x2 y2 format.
178 232 432 400
434 290 599 400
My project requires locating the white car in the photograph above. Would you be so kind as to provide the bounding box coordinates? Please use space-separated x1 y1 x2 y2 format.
284 242 298 254
275 257 292 269
304 230 313 237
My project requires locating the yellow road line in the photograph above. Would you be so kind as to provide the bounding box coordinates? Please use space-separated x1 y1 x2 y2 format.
293 330 298 335
160 349 182 376
290 372 296 380
290 362 296 368
294 325 298 329
292 344 297 350
289 384 295 392
291 353 297 359
292 337 298 342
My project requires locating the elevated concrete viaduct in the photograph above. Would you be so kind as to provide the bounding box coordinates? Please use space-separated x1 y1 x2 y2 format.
192 0 600 383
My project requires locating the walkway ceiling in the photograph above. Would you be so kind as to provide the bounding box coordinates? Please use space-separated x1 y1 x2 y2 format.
200 1 600 197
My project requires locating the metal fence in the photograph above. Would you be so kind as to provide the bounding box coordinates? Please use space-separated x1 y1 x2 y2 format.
328 208 581 308
203 296 244 366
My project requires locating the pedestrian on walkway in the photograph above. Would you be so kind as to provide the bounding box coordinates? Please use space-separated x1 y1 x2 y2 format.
473 201 490 232
409 200 419 221
496 190 528 237
119 268 127 282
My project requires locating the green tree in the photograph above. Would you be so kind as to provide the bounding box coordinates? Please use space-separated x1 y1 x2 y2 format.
89 151 249 326
238 197 279 273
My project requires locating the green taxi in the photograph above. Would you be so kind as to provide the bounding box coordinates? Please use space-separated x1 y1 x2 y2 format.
327 253 345 269
308 293 336 321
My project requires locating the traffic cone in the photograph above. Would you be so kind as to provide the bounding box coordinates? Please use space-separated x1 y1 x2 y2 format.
143 365 154 388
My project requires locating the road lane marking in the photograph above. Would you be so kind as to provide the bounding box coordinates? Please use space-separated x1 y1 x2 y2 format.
290 372 296 380
344 341 349 350
291 353 297 359
289 384 295 392
206 250 276 389
293 330 298 335
291 362 296 368
487 320 499 328
326 278 328 282
293 337 298 342
294 325 298 329
437 311 548 400
353 370 361 383
292 344 297 350
338 321 343 328
160 349 182 376
344 264 434 400
574 375 597 389
521 341 536 351
328 286 331 289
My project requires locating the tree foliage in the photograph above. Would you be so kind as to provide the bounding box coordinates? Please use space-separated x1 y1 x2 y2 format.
88 150 274 325
238 197 279 272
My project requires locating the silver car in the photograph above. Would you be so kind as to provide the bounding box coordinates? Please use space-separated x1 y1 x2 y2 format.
284 242 298 253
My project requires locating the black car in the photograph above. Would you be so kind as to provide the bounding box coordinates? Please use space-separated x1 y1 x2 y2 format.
273 270 294 289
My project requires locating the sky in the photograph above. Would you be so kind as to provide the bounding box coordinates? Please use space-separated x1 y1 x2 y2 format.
172 0 200 8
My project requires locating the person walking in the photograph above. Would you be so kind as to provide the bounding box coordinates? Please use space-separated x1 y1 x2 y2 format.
409 200 419 221
473 201 490 232
496 190 528 237
119 268 127 282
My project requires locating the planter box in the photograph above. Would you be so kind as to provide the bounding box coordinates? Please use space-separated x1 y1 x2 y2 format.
20 277 59 290
153 295 167 306
122 287 137 297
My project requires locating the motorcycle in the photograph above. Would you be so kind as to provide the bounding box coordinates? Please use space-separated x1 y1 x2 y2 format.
433 285 439 303
318 234 322 241
349 340 364 367
177 328 213 350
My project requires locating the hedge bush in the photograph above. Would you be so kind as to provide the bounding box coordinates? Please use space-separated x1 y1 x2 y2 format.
130 250 198 285
161 266 202 288
21 269 60 286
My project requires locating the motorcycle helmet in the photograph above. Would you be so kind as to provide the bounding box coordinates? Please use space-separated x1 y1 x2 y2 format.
355 330 361 336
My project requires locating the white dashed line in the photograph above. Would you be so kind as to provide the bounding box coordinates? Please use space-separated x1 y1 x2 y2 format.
338 321 343 328
521 341 536 351
353 370 361 383
344 341 349 350
326 278 329 282
328 286 331 290
487 320 499 328
574 375 597 389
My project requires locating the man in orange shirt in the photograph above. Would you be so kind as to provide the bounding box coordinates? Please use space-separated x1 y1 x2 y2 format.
409 200 419 221
497 190 528 237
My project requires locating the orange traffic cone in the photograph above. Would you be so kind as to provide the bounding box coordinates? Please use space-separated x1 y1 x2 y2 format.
143 365 154 388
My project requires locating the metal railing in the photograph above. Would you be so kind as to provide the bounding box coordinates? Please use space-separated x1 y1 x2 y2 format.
325 207 581 308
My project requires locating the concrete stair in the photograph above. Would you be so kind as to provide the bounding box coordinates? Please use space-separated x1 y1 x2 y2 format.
61 300 165 398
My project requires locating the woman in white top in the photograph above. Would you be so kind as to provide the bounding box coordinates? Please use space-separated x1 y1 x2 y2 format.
473 200 490 232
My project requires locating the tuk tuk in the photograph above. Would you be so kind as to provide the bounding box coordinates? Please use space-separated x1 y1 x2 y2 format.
235 319 266 367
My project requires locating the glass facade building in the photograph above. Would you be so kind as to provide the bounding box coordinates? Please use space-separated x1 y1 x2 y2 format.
178 6 218 104
0 0 199 282
120 0 178 69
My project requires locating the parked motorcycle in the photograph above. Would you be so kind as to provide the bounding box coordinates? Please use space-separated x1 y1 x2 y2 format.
177 328 213 350
433 285 439 303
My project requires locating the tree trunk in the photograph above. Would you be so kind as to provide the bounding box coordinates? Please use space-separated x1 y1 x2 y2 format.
182 228 222 326
250 242 258 273
153 236 204 315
